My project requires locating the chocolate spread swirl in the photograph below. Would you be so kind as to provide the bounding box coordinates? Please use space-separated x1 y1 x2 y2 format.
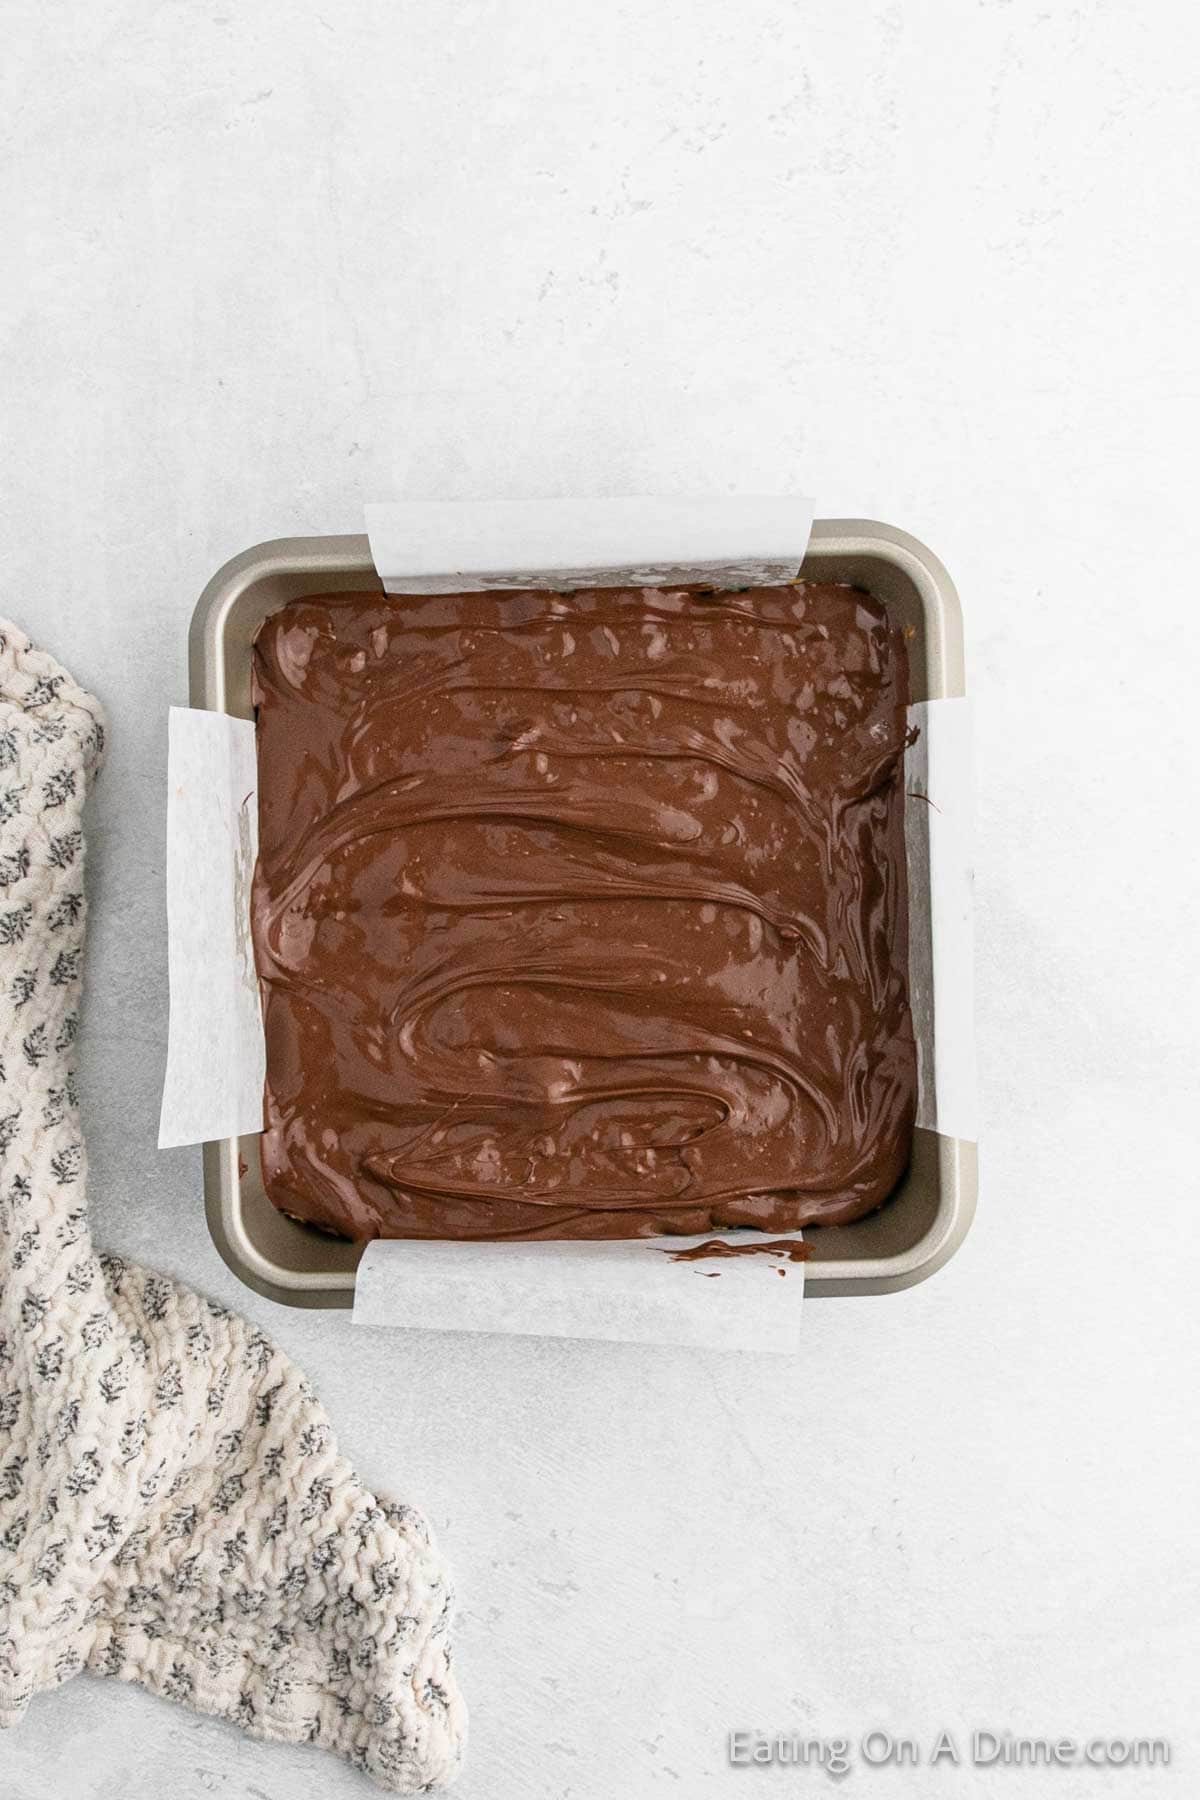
250 584 914 1242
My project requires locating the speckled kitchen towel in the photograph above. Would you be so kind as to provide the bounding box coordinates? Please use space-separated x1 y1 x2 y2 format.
0 620 465 1790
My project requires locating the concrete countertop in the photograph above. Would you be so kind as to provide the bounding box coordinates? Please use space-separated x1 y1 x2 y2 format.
2 1 1196 1795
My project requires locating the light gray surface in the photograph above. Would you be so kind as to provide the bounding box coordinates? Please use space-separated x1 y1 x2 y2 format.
2 3 1197 1797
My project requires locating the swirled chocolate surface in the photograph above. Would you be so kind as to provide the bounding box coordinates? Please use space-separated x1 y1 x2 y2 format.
251 583 914 1242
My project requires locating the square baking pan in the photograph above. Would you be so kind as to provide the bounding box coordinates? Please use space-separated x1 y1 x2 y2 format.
188 520 976 1306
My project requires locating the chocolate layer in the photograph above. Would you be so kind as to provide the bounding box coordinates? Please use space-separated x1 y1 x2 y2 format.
251 583 914 1241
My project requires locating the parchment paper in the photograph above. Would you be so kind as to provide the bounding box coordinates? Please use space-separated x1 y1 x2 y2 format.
158 708 264 1149
353 1237 808 1354
365 495 815 594
904 698 976 1141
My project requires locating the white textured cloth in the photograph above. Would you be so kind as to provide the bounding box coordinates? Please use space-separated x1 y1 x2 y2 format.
0 622 465 1789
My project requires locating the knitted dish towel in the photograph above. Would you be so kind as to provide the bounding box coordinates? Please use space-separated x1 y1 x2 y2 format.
0 621 465 1790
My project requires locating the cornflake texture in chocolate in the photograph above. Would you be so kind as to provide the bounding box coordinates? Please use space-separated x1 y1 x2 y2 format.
251 585 915 1242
